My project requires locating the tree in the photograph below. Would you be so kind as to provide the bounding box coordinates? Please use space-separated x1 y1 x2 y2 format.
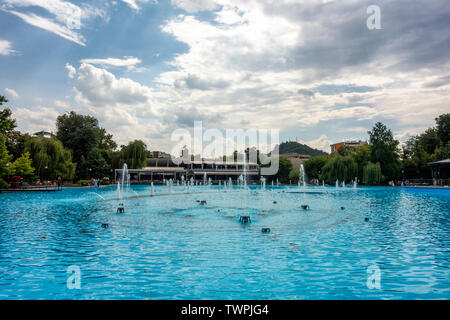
10 152 35 178
363 162 382 185
0 97 17 135
368 122 401 181
275 157 293 184
435 113 450 146
56 111 100 168
26 137 76 181
402 136 430 179
322 154 358 184
97 128 118 151
80 147 110 179
352 144 371 181
120 140 148 169
0 134 13 187
303 156 327 180
417 128 440 154
288 168 300 184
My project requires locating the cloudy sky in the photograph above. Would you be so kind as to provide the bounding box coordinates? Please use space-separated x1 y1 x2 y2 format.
0 0 449 153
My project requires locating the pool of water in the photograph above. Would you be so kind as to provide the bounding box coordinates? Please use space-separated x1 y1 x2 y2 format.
0 184 449 299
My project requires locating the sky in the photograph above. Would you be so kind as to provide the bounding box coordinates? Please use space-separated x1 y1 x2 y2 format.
0 0 449 154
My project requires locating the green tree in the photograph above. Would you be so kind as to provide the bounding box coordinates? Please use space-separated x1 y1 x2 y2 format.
56 111 100 169
368 122 401 181
322 154 358 184
10 152 35 178
273 157 292 184
363 162 383 185
435 113 450 146
402 136 430 179
288 168 300 184
303 156 327 180
352 144 371 181
26 137 76 181
97 128 118 151
80 147 111 179
417 128 440 154
0 134 13 187
120 140 148 169
0 97 17 135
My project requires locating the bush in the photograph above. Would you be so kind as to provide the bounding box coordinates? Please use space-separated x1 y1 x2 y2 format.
78 179 90 186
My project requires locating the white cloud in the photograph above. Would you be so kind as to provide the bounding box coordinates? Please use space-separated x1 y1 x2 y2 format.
80 56 144 72
171 0 219 13
75 63 153 107
4 88 19 99
121 0 157 10
12 106 59 133
0 39 16 55
2 0 107 46
300 134 333 153
65 63 76 78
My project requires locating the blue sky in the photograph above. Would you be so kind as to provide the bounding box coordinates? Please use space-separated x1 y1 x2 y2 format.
1 0 450 153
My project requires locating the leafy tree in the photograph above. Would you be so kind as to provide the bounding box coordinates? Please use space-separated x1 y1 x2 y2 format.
435 113 450 146
368 122 401 181
25 137 76 181
322 154 358 184
352 144 371 181
288 168 300 184
0 97 17 135
303 156 327 180
0 134 13 187
10 152 35 178
80 147 111 179
120 140 148 169
417 128 440 154
97 128 118 151
56 111 100 167
272 157 292 184
402 136 430 179
363 162 383 185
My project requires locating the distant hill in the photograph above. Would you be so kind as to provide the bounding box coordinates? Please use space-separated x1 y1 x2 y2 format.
275 141 328 157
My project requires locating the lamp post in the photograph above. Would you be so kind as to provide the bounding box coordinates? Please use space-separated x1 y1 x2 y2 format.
44 166 48 184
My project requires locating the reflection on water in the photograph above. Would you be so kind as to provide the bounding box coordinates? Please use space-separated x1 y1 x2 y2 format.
0 185 449 299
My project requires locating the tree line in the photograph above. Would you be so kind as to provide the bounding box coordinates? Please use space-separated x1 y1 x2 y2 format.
0 94 149 187
298 115 449 185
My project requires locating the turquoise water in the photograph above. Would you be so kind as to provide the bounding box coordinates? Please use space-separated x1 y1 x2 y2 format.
0 185 449 299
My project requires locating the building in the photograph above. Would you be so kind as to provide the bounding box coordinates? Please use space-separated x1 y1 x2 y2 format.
115 158 259 184
280 153 311 169
151 151 171 159
429 152 450 186
330 140 366 153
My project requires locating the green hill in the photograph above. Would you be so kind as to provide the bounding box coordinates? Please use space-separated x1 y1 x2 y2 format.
276 141 328 157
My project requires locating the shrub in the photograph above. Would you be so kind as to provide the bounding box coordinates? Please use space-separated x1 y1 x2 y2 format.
78 179 90 186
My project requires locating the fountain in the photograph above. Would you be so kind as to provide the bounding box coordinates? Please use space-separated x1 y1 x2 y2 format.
353 177 358 189
260 176 266 190
150 182 155 196
299 164 306 188
117 163 129 200
336 180 339 189
203 172 207 185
